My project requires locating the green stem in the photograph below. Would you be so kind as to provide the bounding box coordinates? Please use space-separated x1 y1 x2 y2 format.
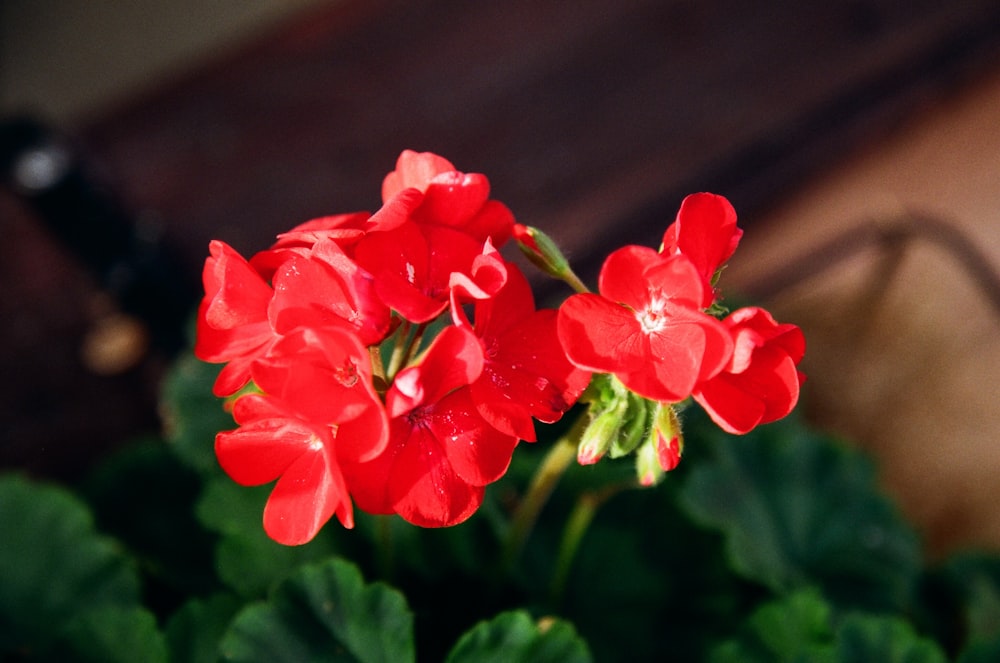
385 320 412 379
374 515 395 580
502 414 588 571
549 483 628 604
562 268 591 295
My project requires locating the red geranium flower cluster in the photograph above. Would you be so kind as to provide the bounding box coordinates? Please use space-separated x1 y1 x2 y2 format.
197 149 805 546
557 193 805 440
196 150 590 544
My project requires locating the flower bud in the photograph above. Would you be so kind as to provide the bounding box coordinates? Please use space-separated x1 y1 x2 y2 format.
514 224 569 276
513 223 588 293
607 392 649 459
577 405 623 465
634 403 684 486
635 437 664 487
650 403 683 472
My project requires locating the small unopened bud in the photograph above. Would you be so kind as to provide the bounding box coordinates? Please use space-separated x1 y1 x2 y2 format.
635 438 664 487
635 404 684 485
514 223 588 292
577 406 622 465
655 433 682 472
650 403 683 472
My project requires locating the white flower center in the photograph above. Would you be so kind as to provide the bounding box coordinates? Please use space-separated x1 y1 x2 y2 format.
637 297 669 333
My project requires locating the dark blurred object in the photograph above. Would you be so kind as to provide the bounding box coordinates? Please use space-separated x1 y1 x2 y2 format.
0 117 200 480
0 116 199 356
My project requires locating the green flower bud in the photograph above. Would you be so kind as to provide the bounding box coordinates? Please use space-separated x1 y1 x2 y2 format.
513 223 589 293
635 437 664 487
577 403 624 465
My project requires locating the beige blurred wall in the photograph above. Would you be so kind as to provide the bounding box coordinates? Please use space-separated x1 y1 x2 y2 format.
0 0 331 124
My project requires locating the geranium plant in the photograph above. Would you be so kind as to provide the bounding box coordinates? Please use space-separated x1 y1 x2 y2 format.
195 149 804 548
7 150 1000 662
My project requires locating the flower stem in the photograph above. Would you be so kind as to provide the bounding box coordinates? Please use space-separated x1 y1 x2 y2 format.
374 515 395 580
503 414 588 571
549 482 628 604
562 268 591 294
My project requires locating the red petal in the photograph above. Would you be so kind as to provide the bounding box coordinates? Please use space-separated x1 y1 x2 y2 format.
597 245 662 310
473 309 590 438
201 241 272 330
694 348 800 434
386 326 483 417
262 445 352 545
558 293 646 373
334 396 390 464
214 423 315 486
251 327 379 425
473 261 536 337
382 150 456 201
641 255 706 309
389 425 484 527
434 389 519 485
270 240 390 346
464 199 515 247
419 171 490 228
661 193 742 283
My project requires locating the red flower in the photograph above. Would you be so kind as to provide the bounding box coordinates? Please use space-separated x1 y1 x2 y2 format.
465 261 591 440
216 326 388 545
249 211 373 278
557 246 732 403
660 193 742 307
269 238 391 346
381 149 514 247
344 326 518 527
353 216 507 323
692 307 805 434
195 240 277 396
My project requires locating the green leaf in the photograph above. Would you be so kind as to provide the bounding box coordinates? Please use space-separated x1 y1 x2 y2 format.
219 558 414 663
711 590 947 663
710 589 835 663
917 552 1000 657
957 635 1000 663
445 611 592 663
165 593 243 663
0 474 141 655
58 605 168 663
679 416 922 612
82 438 219 598
833 613 947 663
936 553 1000 644
161 352 234 475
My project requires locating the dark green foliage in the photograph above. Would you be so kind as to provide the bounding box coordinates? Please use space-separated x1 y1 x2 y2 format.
4 357 1000 661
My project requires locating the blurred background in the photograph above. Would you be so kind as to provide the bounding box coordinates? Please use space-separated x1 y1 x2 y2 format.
2 0 1000 556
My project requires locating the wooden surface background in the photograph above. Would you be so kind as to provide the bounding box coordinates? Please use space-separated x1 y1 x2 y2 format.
4 0 1000 479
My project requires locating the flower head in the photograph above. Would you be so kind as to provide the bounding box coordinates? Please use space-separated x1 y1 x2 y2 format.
215 326 388 545
558 246 732 403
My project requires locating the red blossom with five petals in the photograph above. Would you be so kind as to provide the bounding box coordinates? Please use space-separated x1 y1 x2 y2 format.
558 246 733 403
